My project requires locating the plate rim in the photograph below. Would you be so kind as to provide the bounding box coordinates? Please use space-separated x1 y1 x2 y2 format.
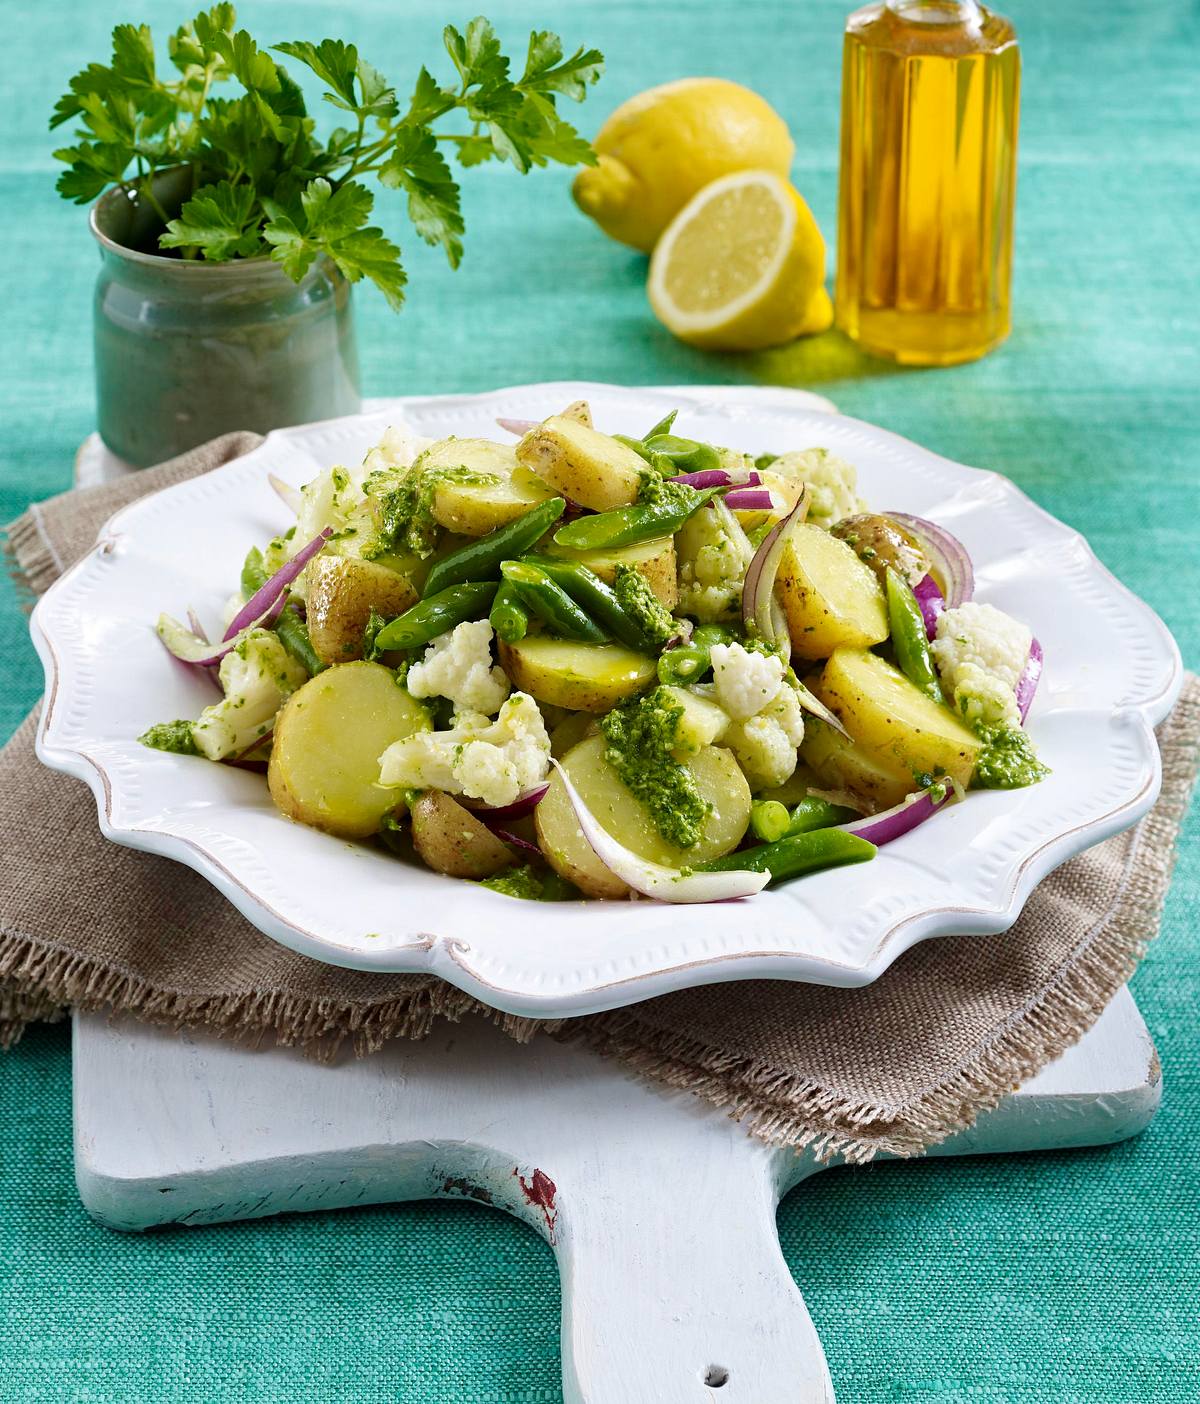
31 380 1185 1017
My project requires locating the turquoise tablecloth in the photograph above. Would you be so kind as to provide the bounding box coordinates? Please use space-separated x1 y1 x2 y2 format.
2 1 1197 1399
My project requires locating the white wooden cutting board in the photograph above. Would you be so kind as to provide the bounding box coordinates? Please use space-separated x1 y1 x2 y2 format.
73 988 1158 1404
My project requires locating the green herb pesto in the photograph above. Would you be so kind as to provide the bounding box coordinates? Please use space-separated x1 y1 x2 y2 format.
138 720 200 755
478 864 580 901
613 564 676 647
635 472 694 510
364 462 499 560
974 725 1050 789
599 687 711 849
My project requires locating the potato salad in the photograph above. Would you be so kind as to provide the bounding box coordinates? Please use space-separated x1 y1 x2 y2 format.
143 402 1047 904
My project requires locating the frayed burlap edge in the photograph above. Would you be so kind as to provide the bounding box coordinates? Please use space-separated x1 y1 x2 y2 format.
0 936 551 1057
555 679 1200 1164
2 504 60 611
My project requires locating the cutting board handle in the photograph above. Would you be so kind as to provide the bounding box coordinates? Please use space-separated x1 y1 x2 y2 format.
551 1153 834 1404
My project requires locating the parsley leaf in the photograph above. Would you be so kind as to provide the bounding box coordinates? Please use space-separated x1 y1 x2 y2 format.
160 179 262 258
51 12 603 310
379 126 464 266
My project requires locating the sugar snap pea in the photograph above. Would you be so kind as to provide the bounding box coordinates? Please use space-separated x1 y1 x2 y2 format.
698 828 876 884
489 581 529 644
786 795 858 835
275 605 326 676
749 799 791 844
643 433 723 474
656 643 711 686
886 566 942 703
240 546 267 598
499 561 608 643
553 486 717 551
520 555 652 652
373 581 498 652
421 497 566 598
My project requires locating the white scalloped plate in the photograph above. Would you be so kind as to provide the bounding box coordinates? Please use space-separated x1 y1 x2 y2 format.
31 382 1182 1018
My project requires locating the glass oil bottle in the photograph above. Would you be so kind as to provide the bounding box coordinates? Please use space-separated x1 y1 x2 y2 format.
836 0 1020 366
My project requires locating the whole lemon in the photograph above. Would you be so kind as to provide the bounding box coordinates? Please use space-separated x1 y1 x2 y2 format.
572 78 795 253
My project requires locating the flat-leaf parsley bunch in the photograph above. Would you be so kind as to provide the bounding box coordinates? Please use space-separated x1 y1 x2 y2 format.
51 5 603 308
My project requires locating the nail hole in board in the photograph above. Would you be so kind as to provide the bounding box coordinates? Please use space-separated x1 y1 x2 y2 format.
704 1364 730 1388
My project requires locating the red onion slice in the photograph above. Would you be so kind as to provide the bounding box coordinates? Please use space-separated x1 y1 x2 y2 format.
840 788 950 846
492 829 543 860
268 473 302 515
1016 638 1044 724
792 680 851 740
667 469 762 490
497 417 539 436
461 783 550 823
912 573 946 640
884 512 974 608
223 529 331 641
158 528 331 666
549 760 768 903
742 485 810 646
723 487 775 512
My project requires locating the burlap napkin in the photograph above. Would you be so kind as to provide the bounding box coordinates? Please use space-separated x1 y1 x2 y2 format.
4 436 1197 1162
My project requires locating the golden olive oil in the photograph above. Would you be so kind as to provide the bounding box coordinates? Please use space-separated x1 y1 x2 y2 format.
836 0 1020 366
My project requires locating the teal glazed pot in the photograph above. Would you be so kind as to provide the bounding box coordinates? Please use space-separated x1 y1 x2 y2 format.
90 169 360 467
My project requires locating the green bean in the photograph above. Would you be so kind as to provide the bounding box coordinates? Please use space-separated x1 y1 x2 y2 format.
749 799 791 844
274 605 326 676
786 795 858 835
489 580 529 643
241 546 267 599
553 486 717 552
642 409 678 440
886 566 942 703
690 623 732 651
421 497 566 598
520 555 651 652
643 434 723 474
500 561 608 643
656 644 711 686
698 828 876 884
373 581 498 652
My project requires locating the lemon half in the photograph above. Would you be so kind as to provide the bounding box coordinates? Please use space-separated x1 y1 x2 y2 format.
572 78 794 254
647 170 832 352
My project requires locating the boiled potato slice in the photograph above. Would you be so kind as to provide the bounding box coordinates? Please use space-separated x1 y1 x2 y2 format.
416 437 556 537
498 637 657 713
535 735 751 898
549 710 601 758
799 716 913 813
812 647 982 790
548 536 678 609
306 556 418 665
516 416 645 511
558 399 593 427
660 685 729 754
410 791 516 878
776 522 889 660
268 661 430 839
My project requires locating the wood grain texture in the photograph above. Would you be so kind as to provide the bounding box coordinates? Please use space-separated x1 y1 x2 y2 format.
73 989 1157 1404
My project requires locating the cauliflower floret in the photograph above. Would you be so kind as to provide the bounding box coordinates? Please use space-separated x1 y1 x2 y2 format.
709 642 786 720
723 714 797 791
931 602 1032 730
699 641 806 788
378 692 550 809
675 499 755 623
768 447 866 526
764 678 807 747
406 620 510 716
192 629 307 761
361 424 432 476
